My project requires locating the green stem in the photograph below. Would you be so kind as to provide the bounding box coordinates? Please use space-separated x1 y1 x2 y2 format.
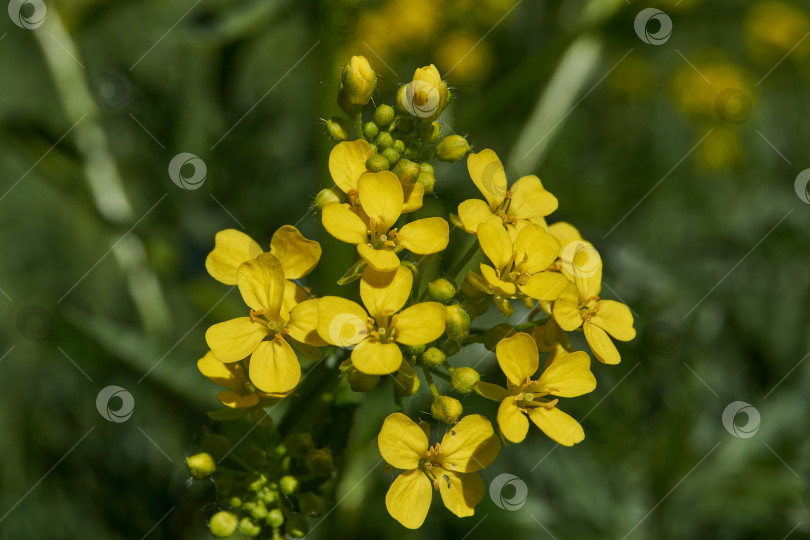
421 365 440 398
430 368 450 382
447 239 479 283
392 384 403 412
353 113 365 141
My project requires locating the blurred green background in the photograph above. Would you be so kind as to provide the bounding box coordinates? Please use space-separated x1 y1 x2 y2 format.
1 0 809 538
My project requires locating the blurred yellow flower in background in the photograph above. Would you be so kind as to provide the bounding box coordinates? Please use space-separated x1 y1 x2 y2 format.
745 1 810 62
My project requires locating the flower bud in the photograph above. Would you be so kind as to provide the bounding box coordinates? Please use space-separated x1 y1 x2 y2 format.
381 147 400 166
251 502 269 520
392 139 406 153
437 135 471 162
325 117 350 142
305 448 334 477
286 514 309 538
238 517 262 537
337 85 359 116
428 122 441 143
451 367 480 394
366 154 390 172
427 278 456 303
285 433 313 458
210 511 239 538
259 487 278 505
445 305 471 341
313 187 343 211
362 121 379 140
348 369 380 392
392 158 420 184
483 323 515 351
431 395 463 424
228 496 242 507
376 132 393 149
420 162 435 175
421 347 446 368
279 475 299 495
394 361 420 397
374 104 395 127
417 171 435 194
341 55 376 105
248 474 268 493
493 294 514 316
402 344 426 357
298 492 328 516
266 508 285 528
186 452 216 480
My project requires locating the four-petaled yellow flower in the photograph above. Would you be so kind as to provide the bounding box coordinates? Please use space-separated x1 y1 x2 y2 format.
399 64 447 119
378 413 500 529
457 149 558 234
477 333 596 445
316 266 445 375
322 171 449 272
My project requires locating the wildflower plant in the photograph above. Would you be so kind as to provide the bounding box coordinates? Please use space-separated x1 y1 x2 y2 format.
189 55 635 537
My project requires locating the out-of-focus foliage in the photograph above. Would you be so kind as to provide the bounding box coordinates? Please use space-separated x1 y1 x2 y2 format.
1 0 808 538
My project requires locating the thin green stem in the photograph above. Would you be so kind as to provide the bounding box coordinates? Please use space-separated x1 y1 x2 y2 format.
421 365 441 398
353 113 365 141
447 239 479 283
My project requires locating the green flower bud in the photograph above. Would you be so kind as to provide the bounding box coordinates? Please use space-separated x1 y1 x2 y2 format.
313 187 343 211
250 407 274 428
395 85 408 114
186 453 216 480
341 55 376 105
305 449 334 477
251 502 268 520
431 395 463 424
380 147 400 166
259 487 278 505
366 154 389 172
440 337 461 357
427 278 456 304
337 85 359 116
374 104 395 127
421 347 446 368
200 433 231 461
392 139 406 153
285 434 313 457
325 117 350 142
298 492 328 516
243 444 266 467
228 497 242 508
417 171 435 194
420 162 435 174
279 475 299 496
286 514 309 538
428 122 441 143
238 517 262 537
376 132 394 149
437 135 471 162
483 323 515 351
392 158 420 184
394 361 420 397
266 508 285 528
348 370 380 392
403 344 426 357
445 305 471 342
493 294 514 316
362 121 379 140
214 473 234 495
451 367 480 394
248 474 268 493
210 511 239 538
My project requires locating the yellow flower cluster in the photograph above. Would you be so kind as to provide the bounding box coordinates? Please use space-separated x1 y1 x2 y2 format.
195 56 636 532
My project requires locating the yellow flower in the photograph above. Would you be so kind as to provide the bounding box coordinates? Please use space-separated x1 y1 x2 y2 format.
457 149 558 234
321 171 449 272
197 351 288 410
342 55 376 105
328 140 424 212
378 413 500 529
399 64 448 119
476 333 596 445
316 266 445 375
473 215 570 302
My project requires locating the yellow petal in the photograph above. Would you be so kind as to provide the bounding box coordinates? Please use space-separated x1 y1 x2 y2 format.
197 351 240 390
584 322 621 365
591 300 636 341
269 225 321 279
316 296 369 347
357 243 401 272
548 221 582 249
377 412 430 469
508 175 558 221
217 390 259 409
351 338 403 375
457 198 494 234
552 283 583 332
480 264 517 296
322 203 368 245
206 317 268 363
385 469 432 530
286 298 327 346
358 171 403 230
395 302 446 345
249 338 300 394
560 241 602 298
475 381 508 402
495 332 539 387
360 265 412 320
438 414 500 473
397 217 449 255
533 350 596 397
477 216 512 270
281 280 310 319
527 406 585 446
288 337 322 362
236 253 286 318
329 139 374 194
467 149 507 208
513 224 559 275
413 63 442 87
205 229 264 285
402 181 425 213
519 271 571 301
497 397 529 443
434 468 484 518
